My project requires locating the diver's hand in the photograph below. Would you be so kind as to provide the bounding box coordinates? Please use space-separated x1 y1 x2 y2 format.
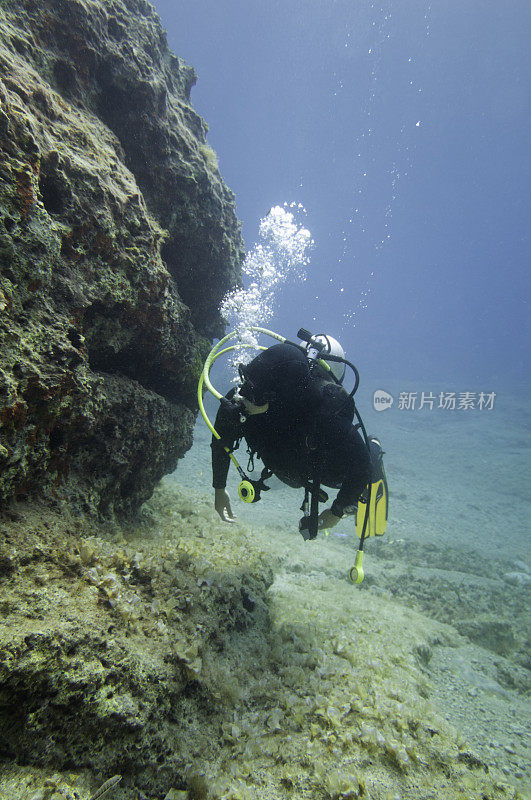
214 488 236 523
317 508 341 531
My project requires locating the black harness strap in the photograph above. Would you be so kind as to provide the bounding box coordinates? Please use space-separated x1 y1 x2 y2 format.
299 475 324 540
308 477 321 539
246 447 256 472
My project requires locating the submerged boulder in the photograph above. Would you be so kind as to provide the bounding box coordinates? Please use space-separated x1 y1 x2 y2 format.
0 0 244 514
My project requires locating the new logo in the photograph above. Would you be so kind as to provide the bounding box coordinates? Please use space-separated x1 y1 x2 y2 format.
373 389 394 412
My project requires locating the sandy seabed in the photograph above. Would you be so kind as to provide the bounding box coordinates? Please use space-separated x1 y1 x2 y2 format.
164 381 530 799
0 385 528 800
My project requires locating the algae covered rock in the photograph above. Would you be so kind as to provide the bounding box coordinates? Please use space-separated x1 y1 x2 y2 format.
0 486 273 798
0 482 524 799
0 0 244 514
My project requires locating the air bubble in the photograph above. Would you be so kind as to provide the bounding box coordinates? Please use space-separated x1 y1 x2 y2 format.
220 205 314 374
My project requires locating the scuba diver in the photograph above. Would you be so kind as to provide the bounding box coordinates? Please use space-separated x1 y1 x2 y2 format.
204 329 388 580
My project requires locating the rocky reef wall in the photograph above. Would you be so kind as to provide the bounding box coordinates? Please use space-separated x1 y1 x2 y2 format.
0 0 244 515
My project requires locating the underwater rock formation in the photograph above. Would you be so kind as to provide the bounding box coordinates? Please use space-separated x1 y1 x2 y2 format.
0 486 274 799
0 0 243 514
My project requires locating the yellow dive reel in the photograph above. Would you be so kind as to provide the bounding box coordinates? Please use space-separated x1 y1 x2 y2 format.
198 326 388 584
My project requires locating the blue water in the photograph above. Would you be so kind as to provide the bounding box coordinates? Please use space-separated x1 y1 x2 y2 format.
155 0 530 391
155 0 530 552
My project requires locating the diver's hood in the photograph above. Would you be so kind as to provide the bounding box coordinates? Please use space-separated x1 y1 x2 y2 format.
238 343 310 406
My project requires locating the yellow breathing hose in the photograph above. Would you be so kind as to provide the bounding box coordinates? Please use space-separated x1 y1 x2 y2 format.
200 327 286 403
198 326 288 435
197 327 288 495
197 343 266 477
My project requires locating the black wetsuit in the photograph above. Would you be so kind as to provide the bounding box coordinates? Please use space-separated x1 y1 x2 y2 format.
211 343 371 518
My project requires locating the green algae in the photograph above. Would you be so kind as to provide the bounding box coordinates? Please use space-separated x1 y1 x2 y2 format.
0 0 243 514
0 481 526 799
